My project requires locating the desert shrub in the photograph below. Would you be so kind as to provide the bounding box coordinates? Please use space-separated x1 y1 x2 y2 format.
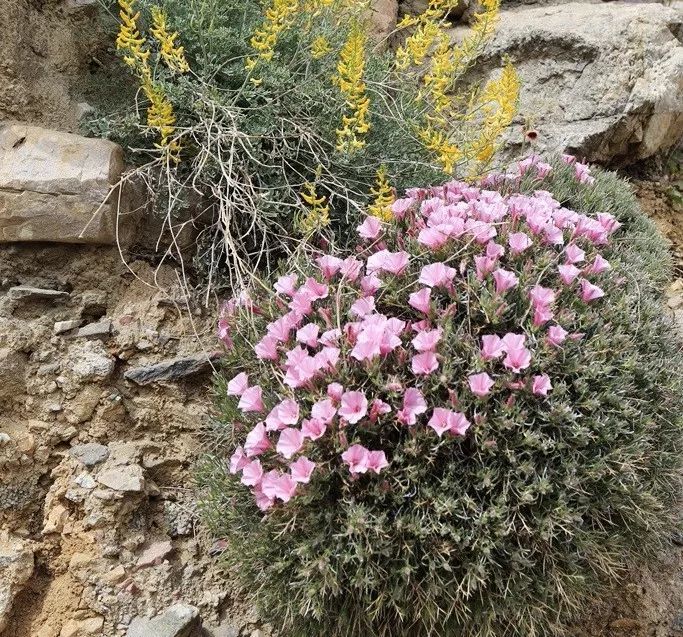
95 0 518 287
198 156 683 637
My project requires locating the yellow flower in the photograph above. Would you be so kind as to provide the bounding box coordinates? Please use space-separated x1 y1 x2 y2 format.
311 35 332 59
333 22 370 153
150 7 190 74
367 166 395 222
116 0 149 69
248 0 299 74
299 181 330 234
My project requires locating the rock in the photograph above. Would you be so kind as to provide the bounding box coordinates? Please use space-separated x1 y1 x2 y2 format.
69 443 110 467
207 623 240 637
461 2 683 165
0 532 34 633
0 348 27 401
124 353 220 386
97 465 146 492
369 0 398 42
136 540 173 568
0 123 130 244
74 319 112 339
8 286 70 302
67 341 115 383
55 319 82 335
125 603 200 637
59 616 105 637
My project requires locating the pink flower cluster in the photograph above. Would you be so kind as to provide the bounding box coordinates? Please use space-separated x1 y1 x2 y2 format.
219 157 619 512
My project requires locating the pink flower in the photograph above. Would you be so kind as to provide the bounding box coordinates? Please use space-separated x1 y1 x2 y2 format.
316 255 343 280
532 374 553 396
267 315 296 342
547 324 568 346
558 264 580 285
397 387 427 425
341 444 369 474
320 328 341 346
244 423 270 457
536 162 553 179
350 296 376 318
391 197 415 219
486 241 505 259
586 254 610 275
290 456 316 484
475 255 496 280
361 274 382 296
227 372 249 396
419 262 456 288
238 386 265 413
366 450 389 474
340 257 363 281
241 459 263 486
301 418 327 440
255 335 279 361
276 427 305 459
357 216 382 240
428 408 471 437
260 470 281 499
272 474 297 502
265 399 300 431
502 333 526 351
481 334 505 360
409 287 432 314
229 446 249 474
327 382 344 403
412 351 439 375
533 305 554 327
311 398 336 423
575 162 595 185
468 372 494 398
492 268 518 294
508 232 532 254
529 285 556 308
369 398 392 421
411 327 442 352
366 250 410 275
565 244 586 264
296 323 320 348
253 485 274 511
503 347 532 373
579 278 605 302
274 274 298 296
338 391 368 424
418 227 448 249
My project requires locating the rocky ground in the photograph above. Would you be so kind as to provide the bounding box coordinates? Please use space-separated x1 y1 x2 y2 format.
0 1 682 636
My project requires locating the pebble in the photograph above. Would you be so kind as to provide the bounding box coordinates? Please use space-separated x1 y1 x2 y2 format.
54 320 82 335
69 443 110 467
136 540 173 568
8 286 69 302
97 465 146 492
74 319 112 339
125 603 199 637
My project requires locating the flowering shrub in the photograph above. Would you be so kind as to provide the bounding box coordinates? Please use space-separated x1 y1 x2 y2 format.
200 158 683 637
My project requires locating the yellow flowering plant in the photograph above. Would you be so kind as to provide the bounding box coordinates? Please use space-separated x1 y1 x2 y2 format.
103 0 517 288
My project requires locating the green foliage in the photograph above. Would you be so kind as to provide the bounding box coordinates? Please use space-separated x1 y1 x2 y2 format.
198 161 683 637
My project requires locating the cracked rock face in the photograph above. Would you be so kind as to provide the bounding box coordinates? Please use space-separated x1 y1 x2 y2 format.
0 533 34 633
457 2 683 164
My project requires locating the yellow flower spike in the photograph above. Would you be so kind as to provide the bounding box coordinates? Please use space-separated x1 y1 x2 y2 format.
298 181 331 234
311 35 332 59
116 0 148 68
150 6 190 74
367 166 395 222
333 22 370 153
248 0 299 74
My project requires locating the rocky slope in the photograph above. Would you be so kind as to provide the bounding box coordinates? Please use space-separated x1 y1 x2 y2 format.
0 1 682 636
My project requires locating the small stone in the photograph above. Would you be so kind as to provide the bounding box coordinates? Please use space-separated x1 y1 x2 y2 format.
125 603 200 637
8 286 69 302
68 341 115 382
69 443 110 467
102 564 126 584
124 353 221 386
73 473 97 489
54 320 82 335
208 623 240 637
59 616 104 637
74 319 112 339
97 465 145 492
0 432 10 445
136 540 173 568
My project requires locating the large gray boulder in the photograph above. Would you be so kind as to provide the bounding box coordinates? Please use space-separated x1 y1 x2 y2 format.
0 123 131 243
455 2 683 164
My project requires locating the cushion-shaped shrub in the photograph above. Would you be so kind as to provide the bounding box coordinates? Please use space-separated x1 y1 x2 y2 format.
199 156 683 637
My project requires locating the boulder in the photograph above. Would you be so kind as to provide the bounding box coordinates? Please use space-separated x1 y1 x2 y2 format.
456 2 683 164
0 532 34 633
0 123 133 244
